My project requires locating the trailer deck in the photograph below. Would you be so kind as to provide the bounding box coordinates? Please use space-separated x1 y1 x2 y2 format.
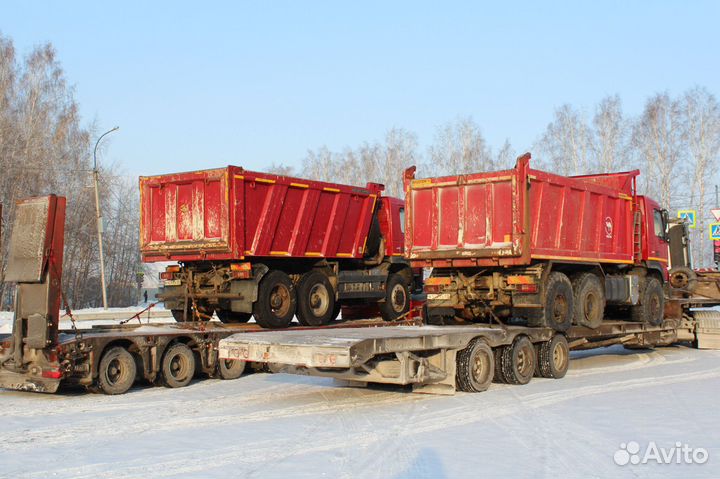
218 317 700 395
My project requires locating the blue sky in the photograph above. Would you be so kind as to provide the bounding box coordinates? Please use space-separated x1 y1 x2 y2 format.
2 1 718 176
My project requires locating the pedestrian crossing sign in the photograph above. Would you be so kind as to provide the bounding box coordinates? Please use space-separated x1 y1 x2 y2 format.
678 210 696 228
710 223 720 240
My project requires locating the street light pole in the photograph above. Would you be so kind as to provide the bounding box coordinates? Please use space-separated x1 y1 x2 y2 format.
93 126 119 310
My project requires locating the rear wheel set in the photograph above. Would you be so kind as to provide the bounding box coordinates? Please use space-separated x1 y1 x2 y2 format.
459 333 569 393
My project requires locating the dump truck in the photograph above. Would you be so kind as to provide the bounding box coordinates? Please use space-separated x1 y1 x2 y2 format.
218 153 720 395
404 153 673 331
140 167 413 328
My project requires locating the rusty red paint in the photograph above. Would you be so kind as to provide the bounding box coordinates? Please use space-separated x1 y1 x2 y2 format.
140 167 401 262
404 153 668 269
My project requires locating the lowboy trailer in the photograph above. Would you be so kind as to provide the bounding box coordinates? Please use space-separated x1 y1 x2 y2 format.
218 304 719 395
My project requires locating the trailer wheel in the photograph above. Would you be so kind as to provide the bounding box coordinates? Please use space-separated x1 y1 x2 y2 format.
380 273 410 321
297 270 336 326
98 346 137 395
530 272 573 332
537 334 569 379
501 336 536 385
631 277 664 326
456 339 494 392
217 309 252 323
218 358 246 380
493 346 508 383
571 272 604 329
161 343 196 388
253 270 297 328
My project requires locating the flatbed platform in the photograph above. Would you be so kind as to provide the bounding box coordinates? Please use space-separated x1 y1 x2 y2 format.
218 319 691 394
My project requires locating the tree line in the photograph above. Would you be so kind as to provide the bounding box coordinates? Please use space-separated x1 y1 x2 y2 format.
271 90 720 267
0 34 142 309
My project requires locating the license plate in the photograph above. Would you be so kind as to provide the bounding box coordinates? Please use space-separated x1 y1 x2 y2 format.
163 279 182 287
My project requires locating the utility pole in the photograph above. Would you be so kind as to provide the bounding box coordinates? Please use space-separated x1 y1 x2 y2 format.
93 126 119 310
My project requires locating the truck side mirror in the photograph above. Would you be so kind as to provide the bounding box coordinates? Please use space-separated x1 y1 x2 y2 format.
662 210 670 242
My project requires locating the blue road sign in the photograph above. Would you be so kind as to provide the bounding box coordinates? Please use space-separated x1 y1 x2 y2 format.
710 223 720 240
678 210 696 229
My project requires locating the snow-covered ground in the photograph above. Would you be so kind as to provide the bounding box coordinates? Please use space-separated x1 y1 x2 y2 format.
0 344 718 478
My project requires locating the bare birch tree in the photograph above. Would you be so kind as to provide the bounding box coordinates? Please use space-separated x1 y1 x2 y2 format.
426 116 493 176
632 93 686 211
592 95 628 172
681 87 720 267
538 104 592 175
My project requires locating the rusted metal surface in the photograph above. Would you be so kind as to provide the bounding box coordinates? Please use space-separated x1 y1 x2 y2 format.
404 153 668 268
140 167 397 262
0 195 66 393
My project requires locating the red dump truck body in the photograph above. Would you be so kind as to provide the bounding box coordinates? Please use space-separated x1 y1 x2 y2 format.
140 167 383 263
405 154 648 267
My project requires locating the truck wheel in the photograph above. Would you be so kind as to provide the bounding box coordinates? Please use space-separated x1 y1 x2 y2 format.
253 270 297 328
500 336 536 385
537 334 569 379
571 272 604 329
631 277 664 326
297 270 336 326
530 272 573 332
669 267 697 293
493 346 507 383
380 273 410 321
218 358 246 380
161 343 196 388
98 346 137 395
456 339 494 393
217 309 252 323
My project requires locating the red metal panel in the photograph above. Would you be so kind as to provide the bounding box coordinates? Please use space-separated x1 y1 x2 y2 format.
405 154 637 267
140 167 386 262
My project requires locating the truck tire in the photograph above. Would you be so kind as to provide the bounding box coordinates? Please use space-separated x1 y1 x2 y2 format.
217 309 252 324
500 336 536 385
529 272 573 332
456 339 494 393
631 277 664 326
537 334 569 379
218 358 246 380
571 272 605 329
161 343 196 388
296 270 336 326
493 346 507 383
98 346 137 395
380 273 410 321
253 270 297 328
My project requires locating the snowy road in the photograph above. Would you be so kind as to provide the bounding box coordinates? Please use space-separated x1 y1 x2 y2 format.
1 345 719 478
